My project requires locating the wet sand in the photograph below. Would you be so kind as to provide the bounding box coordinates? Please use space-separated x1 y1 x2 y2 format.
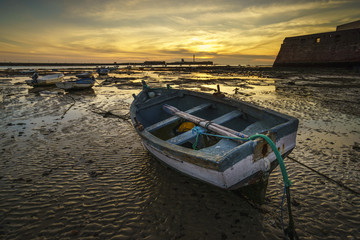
1 67 360 239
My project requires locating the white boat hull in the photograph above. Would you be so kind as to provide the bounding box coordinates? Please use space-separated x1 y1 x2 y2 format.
130 86 299 196
26 74 64 86
142 132 296 189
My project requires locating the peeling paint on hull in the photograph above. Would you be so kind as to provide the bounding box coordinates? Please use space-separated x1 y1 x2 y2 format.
142 132 297 190
130 86 299 195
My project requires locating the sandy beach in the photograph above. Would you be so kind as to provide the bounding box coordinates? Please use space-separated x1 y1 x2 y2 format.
0 66 359 239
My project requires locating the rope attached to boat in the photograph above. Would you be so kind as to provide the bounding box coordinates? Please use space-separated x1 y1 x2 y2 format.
142 80 172 91
192 126 298 240
192 126 291 187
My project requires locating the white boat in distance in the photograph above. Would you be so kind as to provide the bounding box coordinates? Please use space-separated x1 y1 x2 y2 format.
25 73 64 87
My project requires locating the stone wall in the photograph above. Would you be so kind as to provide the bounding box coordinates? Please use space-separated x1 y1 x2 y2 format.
337 20 360 31
273 28 360 67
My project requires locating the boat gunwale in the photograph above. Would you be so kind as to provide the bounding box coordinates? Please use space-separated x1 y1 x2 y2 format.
25 73 64 86
130 87 298 171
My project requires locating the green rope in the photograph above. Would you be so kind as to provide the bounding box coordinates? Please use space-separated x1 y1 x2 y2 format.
249 134 292 187
191 127 297 239
142 80 172 90
142 80 150 90
191 129 291 187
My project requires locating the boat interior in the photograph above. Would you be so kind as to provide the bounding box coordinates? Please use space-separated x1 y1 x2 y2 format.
135 92 288 152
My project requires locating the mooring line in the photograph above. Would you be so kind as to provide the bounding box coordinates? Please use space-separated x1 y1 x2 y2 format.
61 95 76 119
287 156 360 196
90 108 130 121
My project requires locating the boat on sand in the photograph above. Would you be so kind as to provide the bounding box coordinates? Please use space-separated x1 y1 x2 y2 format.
56 76 96 91
97 68 110 75
25 73 64 87
76 71 94 78
130 81 299 199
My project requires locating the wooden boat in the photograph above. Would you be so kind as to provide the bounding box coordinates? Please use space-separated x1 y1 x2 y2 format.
97 68 110 75
20 69 37 74
130 82 299 196
55 77 95 90
25 73 64 86
107 65 118 71
76 71 94 78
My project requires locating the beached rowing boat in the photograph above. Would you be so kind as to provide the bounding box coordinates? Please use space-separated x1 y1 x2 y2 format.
55 77 96 90
76 71 94 78
130 82 299 197
25 73 64 87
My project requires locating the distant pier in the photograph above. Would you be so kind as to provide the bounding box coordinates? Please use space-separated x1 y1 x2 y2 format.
0 60 213 67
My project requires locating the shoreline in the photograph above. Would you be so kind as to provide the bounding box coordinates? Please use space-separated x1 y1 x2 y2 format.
1 64 359 77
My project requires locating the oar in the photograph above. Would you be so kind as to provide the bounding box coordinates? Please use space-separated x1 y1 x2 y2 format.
163 104 248 141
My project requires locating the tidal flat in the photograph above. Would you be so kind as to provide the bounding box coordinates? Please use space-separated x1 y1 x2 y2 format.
1 67 359 239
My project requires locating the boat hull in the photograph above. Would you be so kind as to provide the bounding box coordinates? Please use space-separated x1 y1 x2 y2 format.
130 87 299 192
56 81 94 90
25 74 64 86
97 69 110 75
140 131 296 190
76 72 94 78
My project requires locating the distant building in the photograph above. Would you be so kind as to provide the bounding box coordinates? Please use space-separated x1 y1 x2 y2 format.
273 20 360 67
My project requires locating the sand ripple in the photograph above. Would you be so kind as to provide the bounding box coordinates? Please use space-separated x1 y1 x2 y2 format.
1 71 360 239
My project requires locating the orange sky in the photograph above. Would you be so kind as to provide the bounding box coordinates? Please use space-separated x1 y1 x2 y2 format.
0 0 359 65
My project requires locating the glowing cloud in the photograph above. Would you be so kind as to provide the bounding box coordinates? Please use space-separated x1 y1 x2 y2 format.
0 0 359 65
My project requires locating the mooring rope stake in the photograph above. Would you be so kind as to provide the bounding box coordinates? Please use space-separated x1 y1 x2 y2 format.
191 128 298 240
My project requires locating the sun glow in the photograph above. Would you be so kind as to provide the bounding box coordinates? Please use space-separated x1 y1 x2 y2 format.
0 0 358 65
193 44 215 53
186 36 222 53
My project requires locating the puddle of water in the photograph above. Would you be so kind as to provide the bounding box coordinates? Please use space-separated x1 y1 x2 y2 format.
201 83 275 95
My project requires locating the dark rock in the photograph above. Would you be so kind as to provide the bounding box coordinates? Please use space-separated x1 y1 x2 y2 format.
42 169 53 176
88 170 101 178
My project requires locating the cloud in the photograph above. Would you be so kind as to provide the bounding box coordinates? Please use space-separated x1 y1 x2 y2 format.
0 0 359 64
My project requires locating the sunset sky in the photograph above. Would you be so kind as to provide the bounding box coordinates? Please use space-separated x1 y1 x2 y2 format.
0 0 359 65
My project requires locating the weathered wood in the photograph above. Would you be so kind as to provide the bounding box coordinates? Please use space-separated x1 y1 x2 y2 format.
167 110 243 145
163 104 247 141
146 103 212 132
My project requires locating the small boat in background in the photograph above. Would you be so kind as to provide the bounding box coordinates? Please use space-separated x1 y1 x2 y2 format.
76 71 94 78
56 76 96 91
130 82 299 200
107 65 119 71
25 73 64 86
20 69 37 74
97 68 110 75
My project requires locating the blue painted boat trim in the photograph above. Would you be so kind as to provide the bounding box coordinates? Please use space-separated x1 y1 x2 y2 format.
130 87 299 173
